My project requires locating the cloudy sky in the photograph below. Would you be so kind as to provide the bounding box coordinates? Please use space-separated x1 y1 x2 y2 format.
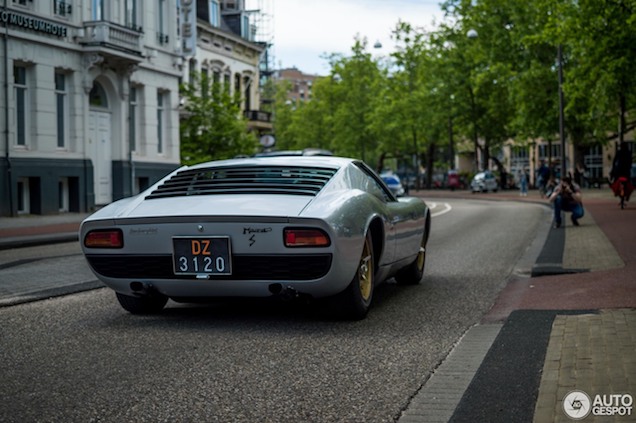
257 0 445 75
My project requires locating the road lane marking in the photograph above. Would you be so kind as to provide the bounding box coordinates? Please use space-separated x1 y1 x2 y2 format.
431 202 452 218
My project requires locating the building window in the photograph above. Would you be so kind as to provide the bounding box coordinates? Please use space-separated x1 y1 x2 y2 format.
157 0 168 44
584 145 603 180
125 0 138 30
89 82 108 108
224 0 237 9
224 73 231 93
539 143 561 160
201 68 209 97
14 65 28 147
511 146 529 160
129 86 138 152
241 14 250 39
12 0 31 8
157 91 165 154
243 76 251 111
92 0 105 20
209 0 220 26
55 72 68 149
176 0 181 37
234 73 241 97
54 0 72 16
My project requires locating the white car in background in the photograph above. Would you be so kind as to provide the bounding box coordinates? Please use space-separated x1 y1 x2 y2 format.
471 171 499 193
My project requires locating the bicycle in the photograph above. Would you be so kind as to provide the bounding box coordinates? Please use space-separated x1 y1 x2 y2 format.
613 177 630 209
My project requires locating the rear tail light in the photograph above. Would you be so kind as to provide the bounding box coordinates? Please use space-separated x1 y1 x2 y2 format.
284 228 331 248
84 229 124 248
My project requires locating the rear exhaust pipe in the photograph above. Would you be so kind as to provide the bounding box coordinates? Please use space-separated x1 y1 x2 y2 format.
268 283 300 301
268 283 283 295
130 281 153 296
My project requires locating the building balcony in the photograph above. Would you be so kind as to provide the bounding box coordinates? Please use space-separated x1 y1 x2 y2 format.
79 21 143 63
244 110 273 132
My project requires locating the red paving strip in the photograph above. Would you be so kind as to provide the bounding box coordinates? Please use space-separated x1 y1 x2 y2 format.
588 199 636 263
0 222 81 238
483 196 636 322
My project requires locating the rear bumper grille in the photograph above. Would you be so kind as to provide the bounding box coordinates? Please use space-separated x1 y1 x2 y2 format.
85 254 332 281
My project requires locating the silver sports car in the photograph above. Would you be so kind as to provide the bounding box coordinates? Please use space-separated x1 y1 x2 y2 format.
80 156 431 319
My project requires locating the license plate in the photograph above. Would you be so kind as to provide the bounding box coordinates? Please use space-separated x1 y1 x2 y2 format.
172 237 232 275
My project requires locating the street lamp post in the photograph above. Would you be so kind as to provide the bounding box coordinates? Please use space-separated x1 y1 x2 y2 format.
448 94 455 170
558 44 567 180
467 29 479 172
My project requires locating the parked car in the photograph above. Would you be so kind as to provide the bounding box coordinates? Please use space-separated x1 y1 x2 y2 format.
380 174 406 197
447 170 461 190
80 156 431 320
471 171 498 193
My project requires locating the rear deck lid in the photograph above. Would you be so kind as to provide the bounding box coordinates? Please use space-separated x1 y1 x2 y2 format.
129 164 339 218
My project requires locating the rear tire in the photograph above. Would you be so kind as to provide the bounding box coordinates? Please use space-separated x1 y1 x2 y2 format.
395 233 426 285
116 292 168 314
330 232 375 320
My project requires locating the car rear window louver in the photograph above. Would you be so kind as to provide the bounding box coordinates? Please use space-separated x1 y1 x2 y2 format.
146 166 338 199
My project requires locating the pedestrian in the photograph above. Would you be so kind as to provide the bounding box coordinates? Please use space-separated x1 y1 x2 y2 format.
519 168 528 196
548 176 584 228
536 160 550 198
544 175 557 198
609 142 633 202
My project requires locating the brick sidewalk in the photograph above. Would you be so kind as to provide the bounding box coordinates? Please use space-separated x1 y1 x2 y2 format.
414 188 636 422
534 309 636 423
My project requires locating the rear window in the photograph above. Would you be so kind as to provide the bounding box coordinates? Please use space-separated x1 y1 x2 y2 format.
146 165 338 199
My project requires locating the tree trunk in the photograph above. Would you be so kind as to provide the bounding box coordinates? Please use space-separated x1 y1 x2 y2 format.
426 143 435 190
491 156 507 190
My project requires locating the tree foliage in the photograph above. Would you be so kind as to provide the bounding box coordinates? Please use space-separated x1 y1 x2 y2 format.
180 72 257 164
270 0 636 175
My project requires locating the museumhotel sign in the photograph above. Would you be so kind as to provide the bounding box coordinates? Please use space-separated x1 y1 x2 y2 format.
1 10 68 37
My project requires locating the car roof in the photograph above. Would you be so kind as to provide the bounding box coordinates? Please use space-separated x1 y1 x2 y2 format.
253 148 334 157
185 155 356 171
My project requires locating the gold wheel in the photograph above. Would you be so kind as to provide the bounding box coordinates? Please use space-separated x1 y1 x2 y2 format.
358 236 374 302
330 232 375 320
416 244 426 272
395 231 427 286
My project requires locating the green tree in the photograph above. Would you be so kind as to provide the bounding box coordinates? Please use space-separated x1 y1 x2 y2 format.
269 78 297 150
445 0 522 171
270 0 636 183
327 37 385 163
390 21 449 187
556 0 636 144
180 72 257 164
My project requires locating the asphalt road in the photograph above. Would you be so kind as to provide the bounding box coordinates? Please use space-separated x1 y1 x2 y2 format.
0 198 549 423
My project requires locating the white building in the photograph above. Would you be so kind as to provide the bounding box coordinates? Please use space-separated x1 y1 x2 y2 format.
1 1 183 216
186 0 273 135
1 0 272 217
